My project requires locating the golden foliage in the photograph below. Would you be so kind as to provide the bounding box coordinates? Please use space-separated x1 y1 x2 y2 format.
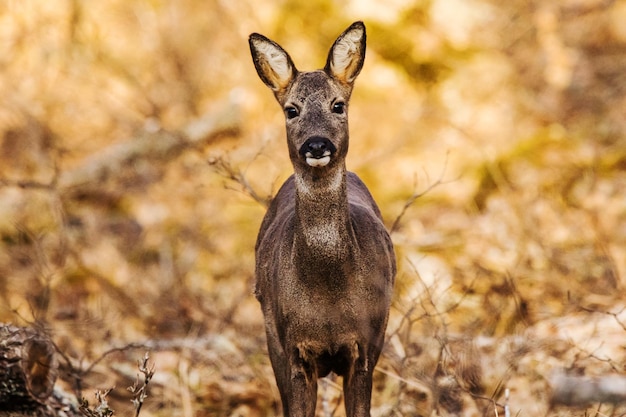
1 0 625 415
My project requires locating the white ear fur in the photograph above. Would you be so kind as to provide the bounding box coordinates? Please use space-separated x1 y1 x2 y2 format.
327 22 366 84
249 35 296 92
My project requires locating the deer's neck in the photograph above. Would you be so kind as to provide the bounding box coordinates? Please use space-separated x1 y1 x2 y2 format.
293 165 352 263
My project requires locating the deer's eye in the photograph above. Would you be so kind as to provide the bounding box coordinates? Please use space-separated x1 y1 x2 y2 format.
285 106 299 119
332 101 345 114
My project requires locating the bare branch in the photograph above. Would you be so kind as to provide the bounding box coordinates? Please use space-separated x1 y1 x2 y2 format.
0 178 56 189
208 155 272 208
128 352 155 417
390 153 451 234
579 305 626 332
79 389 114 417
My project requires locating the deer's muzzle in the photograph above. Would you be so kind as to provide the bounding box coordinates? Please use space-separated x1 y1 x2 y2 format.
299 137 337 167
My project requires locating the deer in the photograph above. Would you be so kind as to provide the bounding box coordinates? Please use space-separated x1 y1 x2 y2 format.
249 21 396 417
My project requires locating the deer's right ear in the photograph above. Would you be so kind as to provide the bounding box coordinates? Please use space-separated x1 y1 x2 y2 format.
249 33 297 92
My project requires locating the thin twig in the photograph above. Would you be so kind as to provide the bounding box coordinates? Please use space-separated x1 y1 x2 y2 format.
579 305 626 332
208 155 272 207
128 352 155 417
376 367 431 392
79 389 114 417
390 152 452 234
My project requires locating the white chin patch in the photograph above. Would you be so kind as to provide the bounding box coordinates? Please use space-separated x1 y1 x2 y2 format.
306 156 331 167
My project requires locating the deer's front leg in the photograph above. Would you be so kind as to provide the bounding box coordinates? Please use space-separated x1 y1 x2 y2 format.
286 347 318 417
343 346 375 417
264 323 292 416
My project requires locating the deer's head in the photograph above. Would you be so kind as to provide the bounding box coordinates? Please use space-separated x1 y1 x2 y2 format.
249 22 366 174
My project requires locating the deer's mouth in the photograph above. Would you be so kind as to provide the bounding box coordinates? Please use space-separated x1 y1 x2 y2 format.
299 137 336 168
306 153 331 167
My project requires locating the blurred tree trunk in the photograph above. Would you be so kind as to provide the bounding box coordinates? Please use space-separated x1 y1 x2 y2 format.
550 372 626 407
58 104 240 191
0 324 80 417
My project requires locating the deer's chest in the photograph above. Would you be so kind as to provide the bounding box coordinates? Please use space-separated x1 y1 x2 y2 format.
275 265 372 333
298 222 344 253
279 293 360 345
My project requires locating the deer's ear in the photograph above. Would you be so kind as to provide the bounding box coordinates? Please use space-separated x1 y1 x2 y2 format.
249 33 297 92
324 21 366 84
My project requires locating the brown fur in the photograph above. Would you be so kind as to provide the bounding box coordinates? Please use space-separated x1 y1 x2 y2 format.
250 22 396 417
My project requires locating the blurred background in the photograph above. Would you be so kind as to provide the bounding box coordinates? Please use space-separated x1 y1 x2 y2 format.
1 0 625 416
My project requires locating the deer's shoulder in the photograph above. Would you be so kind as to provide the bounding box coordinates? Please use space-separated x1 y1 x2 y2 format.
255 175 296 249
346 172 383 221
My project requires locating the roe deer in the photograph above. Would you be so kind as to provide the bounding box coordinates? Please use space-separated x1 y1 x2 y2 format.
249 21 396 417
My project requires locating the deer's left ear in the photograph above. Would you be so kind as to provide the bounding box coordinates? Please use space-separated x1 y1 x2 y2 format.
324 21 366 84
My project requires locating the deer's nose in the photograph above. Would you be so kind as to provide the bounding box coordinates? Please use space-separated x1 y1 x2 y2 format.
299 137 337 168
299 137 336 159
